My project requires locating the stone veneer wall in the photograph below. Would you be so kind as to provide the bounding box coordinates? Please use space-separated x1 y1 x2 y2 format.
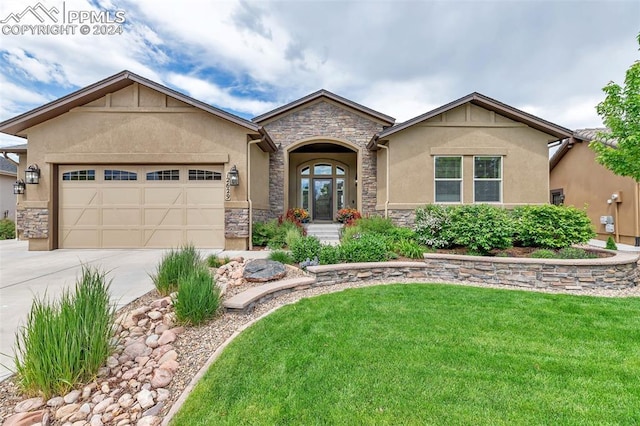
251 209 271 224
387 209 416 228
263 101 386 218
307 251 639 290
16 208 49 239
224 208 249 238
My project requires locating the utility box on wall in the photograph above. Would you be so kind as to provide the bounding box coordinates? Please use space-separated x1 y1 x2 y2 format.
605 224 615 233
600 216 614 225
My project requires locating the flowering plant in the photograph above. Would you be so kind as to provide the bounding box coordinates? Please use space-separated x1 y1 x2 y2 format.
336 208 361 225
286 207 310 223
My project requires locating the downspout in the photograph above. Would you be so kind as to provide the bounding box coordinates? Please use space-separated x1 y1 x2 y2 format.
247 139 261 250
377 144 389 218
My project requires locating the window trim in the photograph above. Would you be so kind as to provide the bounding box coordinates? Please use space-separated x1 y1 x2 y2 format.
62 169 96 181
473 156 503 203
434 156 463 204
146 169 180 181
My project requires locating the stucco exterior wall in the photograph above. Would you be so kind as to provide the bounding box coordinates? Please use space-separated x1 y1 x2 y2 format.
260 99 387 217
379 103 552 216
17 83 256 250
550 141 639 246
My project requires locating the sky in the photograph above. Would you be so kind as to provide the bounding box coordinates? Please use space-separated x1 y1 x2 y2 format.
0 0 638 148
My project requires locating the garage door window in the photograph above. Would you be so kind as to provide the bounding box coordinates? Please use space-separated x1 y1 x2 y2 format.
146 170 179 181
62 170 95 181
105 170 137 181
189 169 222 181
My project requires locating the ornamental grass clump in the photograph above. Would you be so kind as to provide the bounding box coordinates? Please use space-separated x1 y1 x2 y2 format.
151 244 202 296
14 266 115 398
173 266 220 326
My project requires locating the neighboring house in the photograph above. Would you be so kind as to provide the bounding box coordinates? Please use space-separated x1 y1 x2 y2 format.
0 155 17 220
0 70 572 251
550 128 640 247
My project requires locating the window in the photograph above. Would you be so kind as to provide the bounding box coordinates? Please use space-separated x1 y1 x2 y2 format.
105 170 137 181
474 156 502 202
146 169 179 181
188 169 221 181
434 156 462 202
550 189 564 205
301 178 309 210
314 164 332 175
62 170 95 181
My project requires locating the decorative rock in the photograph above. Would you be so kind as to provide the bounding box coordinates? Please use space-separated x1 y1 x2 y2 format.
82 384 97 400
137 415 161 426
159 359 179 372
154 324 169 335
4 410 49 426
142 402 163 417
90 414 104 426
155 388 170 402
150 368 173 388
157 330 176 346
145 334 160 349
148 310 163 320
135 356 150 366
47 396 64 408
243 259 287 282
80 403 92 414
157 349 178 365
93 397 114 414
137 318 150 327
168 326 185 335
136 389 154 409
106 356 119 368
118 393 134 409
15 397 44 412
55 403 80 420
124 342 152 358
150 298 170 309
122 367 141 381
152 345 174 360
68 409 89 422
101 383 110 394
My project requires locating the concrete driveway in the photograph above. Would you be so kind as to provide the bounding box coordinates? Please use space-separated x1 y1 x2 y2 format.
0 240 219 381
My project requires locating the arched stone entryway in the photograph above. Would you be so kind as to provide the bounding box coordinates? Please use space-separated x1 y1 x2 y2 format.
286 139 359 221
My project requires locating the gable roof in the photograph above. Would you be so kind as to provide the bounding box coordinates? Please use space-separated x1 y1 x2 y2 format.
368 92 573 149
549 127 613 170
253 89 395 125
0 70 277 152
0 155 17 176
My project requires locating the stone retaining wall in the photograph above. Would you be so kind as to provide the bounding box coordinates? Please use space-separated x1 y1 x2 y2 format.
307 250 639 291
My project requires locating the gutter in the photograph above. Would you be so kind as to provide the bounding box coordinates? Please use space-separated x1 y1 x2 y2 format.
247 138 262 250
376 144 390 218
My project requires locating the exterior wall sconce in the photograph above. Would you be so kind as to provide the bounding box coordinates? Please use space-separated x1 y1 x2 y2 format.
13 179 26 194
225 165 239 201
25 164 41 184
228 165 239 186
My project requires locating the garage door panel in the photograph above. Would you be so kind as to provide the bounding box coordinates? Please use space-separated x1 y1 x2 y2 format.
144 187 183 204
102 230 142 248
102 208 141 226
59 208 99 226
103 188 140 204
60 165 225 249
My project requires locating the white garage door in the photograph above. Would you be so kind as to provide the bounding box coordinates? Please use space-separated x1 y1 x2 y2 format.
59 165 225 248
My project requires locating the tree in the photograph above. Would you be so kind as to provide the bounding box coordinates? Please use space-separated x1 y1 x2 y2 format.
590 33 640 183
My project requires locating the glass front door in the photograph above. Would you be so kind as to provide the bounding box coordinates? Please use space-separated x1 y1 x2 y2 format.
313 179 333 221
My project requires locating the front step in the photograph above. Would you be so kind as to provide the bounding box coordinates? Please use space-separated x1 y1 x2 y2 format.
305 223 342 245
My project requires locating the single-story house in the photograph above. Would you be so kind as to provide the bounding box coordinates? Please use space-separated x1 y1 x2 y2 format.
0 70 573 251
550 128 640 246
0 155 18 220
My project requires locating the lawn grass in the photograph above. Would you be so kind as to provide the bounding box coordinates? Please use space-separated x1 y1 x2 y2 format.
172 284 640 425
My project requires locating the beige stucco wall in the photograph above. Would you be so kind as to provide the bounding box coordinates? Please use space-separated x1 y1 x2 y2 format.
17 83 258 250
250 142 270 210
379 103 554 210
550 141 639 246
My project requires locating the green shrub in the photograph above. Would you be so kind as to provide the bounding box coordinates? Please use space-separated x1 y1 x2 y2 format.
207 255 230 269
268 250 295 265
606 236 618 251
512 205 595 249
290 236 322 263
284 227 303 248
319 244 341 265
252 220 277 247
151 245 202 296
173 266 220 325
339 233 389 263
340 225 361 243
355 216 395 234
443 204 513 254
393 239 426 259
530 249 557 259
414 204 451 248
556 247 597 259
386 226 417 243
14 267 114 398
0 218 15 239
